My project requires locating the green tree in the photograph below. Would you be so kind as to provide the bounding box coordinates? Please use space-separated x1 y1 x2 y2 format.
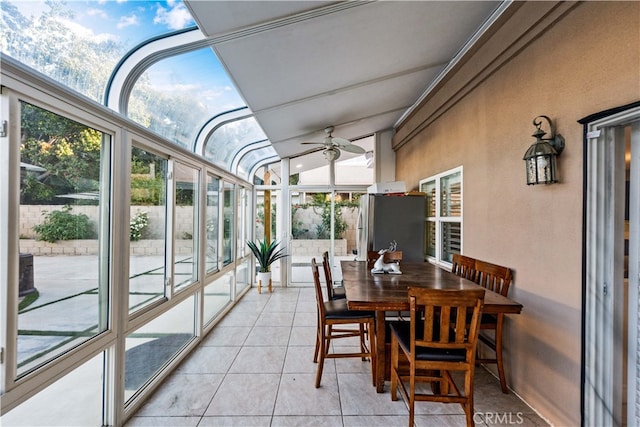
20 102 103 204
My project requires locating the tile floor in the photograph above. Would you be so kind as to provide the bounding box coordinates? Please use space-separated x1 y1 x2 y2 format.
125 287 550 427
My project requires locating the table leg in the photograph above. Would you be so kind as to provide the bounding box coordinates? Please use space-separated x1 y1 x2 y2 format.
375 310 386 393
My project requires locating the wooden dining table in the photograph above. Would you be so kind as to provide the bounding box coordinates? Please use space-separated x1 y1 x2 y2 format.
340 260 523 393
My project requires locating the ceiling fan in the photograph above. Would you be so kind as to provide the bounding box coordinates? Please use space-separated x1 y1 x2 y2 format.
302 126 365 161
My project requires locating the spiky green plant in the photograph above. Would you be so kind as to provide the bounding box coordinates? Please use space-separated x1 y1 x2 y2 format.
247 239 288 272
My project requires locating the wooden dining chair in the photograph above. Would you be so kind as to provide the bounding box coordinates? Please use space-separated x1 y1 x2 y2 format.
311 258 376 388
390 287 485 427
322 251 345 300
474 259 513 393
451 253 477 281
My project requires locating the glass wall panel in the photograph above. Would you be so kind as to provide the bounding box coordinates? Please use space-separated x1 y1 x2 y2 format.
129 147 167 313
335 136 374 185
440 171 462 217
236 186 248 260
174 162 199 290
422 180 436 217
124 295 195 401
204 117 267 171
205 175 220 274
236 146 277 181
426 221 436 258
129 48 245 149
236 258 251 295
289 191 327 284
18 101 110 377
203 272 233 327
0 353 105 426
441 222 462 263
255 189 281 283
1 1 195 103
289 191 361 284
223 182 235 266
421 180 437 258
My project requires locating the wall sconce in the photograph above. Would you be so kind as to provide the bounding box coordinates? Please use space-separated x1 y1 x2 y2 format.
523 115 565 185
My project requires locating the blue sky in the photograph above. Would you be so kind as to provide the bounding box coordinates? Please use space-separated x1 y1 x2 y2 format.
13 0 245 113
13 0 196 49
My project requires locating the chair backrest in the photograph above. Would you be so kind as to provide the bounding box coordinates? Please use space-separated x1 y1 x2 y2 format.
451 253 477 281
367 250 403 268
321 251 336 299
475 260 512 297
311 258 326 318
408 287 485 353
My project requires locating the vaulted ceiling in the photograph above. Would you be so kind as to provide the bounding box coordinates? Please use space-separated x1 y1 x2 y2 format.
185 1 502 161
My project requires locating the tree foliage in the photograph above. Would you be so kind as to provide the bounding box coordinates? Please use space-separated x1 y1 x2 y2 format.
20 102 103 204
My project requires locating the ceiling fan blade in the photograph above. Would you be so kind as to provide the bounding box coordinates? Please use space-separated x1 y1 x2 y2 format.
301 142 324 146
330 136 352 147
339 144 366 154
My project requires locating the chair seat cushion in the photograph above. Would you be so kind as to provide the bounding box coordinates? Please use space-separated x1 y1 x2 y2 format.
324 299 374 319
389 321 466 362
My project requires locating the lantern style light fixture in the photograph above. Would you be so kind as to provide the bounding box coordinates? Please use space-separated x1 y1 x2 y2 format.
323 147 340 162
523 115 565 185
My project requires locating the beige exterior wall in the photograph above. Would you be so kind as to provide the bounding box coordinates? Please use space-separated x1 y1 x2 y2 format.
393 2 639 426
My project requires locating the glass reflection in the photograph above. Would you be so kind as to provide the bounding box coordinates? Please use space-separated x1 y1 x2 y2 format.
18 101 110 377
206 175 220 274
125 295 195 401
223 182 235 265
174 162 199 290
129 48 244 148
129 147 168 313
0 352 105 426
2 1 196 103
203 272 233 327
204 117 267 170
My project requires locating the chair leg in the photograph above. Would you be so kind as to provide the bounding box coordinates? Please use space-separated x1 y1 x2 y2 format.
495 314 508 393
464 368 475 427
408 364 415 427
315 324 327 388
390 334 399 401
360 323 367 361
313 321 320 363
368 318 376 386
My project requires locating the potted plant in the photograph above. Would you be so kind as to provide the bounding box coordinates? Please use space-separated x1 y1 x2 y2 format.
247 239 288 293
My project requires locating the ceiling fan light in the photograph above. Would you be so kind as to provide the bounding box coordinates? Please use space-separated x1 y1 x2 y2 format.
323 147 340 161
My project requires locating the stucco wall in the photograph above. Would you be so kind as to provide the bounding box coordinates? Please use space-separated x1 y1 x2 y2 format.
393 2 639 426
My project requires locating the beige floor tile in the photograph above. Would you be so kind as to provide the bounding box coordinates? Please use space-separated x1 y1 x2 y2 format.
126 286 550 427
134 373 224 417
274 373 341 416
244 326 291 346
205 373 280 416
197 415 272 426
228 346 286 373
200 326 251 346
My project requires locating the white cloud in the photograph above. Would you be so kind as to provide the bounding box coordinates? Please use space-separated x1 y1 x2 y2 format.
86 8 108 19
154 3 193 30
117 14 139 29
57 18 118 43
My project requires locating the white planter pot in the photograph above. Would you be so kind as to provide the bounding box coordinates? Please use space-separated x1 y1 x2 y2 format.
256 271 272 293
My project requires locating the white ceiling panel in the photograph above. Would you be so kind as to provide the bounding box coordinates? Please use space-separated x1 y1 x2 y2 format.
185 0 502 159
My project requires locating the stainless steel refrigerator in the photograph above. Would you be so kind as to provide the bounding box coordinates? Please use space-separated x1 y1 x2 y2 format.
356 194 426 262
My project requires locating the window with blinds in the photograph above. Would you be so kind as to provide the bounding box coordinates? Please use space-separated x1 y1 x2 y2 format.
419 167 462 265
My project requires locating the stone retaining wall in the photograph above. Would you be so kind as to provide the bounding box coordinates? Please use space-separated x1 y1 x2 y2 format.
19 239 193 256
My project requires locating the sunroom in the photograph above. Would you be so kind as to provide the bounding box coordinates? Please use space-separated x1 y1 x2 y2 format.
1 1 639 426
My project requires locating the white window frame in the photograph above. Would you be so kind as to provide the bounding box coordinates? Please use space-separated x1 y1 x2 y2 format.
419 166 463 268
